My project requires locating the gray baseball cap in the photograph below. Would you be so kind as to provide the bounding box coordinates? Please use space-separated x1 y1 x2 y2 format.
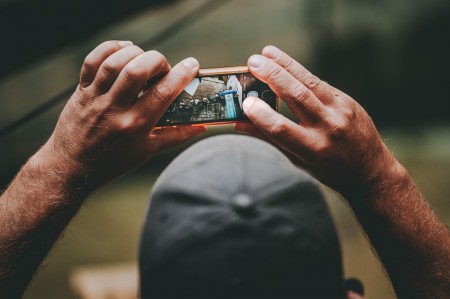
139 135 344 299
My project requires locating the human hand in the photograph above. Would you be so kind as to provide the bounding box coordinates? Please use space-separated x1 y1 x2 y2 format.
236 46 401 197
36 40 205 190
346 291 365 299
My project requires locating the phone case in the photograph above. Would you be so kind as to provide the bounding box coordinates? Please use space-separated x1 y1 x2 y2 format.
156 66 278 128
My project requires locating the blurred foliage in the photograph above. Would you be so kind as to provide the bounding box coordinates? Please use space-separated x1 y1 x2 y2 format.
303 0 450 126
0 0 175 78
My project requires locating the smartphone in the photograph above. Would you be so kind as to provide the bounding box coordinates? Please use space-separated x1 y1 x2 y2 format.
157 66 278 127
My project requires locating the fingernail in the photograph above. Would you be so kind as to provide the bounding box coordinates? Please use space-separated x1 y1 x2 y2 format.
243 97 256 111
262 45 279 59
182 57 199 69
118 40 134 48
344 278 365 296
193 126 207 136
197 126 207 133
234 123 245 133
248 55 265 68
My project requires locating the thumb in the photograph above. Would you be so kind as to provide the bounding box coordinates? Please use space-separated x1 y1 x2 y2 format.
346 291 365 299
243 96 309 155
146 126 206 155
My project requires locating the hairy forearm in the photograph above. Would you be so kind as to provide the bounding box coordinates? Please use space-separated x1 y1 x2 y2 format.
0 143 89 298
0 41 201 298
346 161 450 298
238 45 449 297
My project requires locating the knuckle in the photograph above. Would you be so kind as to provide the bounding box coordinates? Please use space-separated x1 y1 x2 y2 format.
313 140 333 157
326 114 350 138
122 46 144 60
269 118 288 137
101 61 121 77
152 82 173 102
288 84 309 103
115 114 143 133
283 56 296 73
329 121 347 137
147 50 167 67
266 65 284 85
80 58 97 86
304 74 321 89
122 63 144 82
82 56 96 72
330 104 358 133
341 106 357 122
73 87 91 103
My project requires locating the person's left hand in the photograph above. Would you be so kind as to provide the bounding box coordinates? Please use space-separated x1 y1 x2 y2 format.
235 46 398 198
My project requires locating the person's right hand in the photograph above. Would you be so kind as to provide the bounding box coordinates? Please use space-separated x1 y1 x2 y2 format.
33 40 205 191
236 46 404 198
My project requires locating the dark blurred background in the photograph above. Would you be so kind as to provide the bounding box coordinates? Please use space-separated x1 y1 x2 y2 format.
0 0 176 78
0 0 449 298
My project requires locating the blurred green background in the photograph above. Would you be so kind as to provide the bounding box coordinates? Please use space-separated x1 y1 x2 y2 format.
1 0 449 298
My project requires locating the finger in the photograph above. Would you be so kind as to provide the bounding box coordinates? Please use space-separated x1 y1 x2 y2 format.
344 278 365 299
235 122 267 140
109 50 171 108
247 54 324 124
262 45 334 104
234 122 308 169
91 45 145 94
346 291 365 299
80 40 134 88
243 96 311 158
146 126 206 154
133 57 200 128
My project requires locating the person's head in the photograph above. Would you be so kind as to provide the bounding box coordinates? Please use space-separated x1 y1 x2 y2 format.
139 135 345 299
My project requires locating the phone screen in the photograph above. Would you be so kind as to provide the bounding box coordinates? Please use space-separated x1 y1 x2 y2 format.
157 71 277 126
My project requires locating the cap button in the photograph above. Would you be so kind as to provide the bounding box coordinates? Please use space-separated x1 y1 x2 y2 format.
231 194 256 217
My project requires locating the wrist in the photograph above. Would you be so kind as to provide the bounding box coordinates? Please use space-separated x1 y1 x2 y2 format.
342 150 410 204
27 139 94 198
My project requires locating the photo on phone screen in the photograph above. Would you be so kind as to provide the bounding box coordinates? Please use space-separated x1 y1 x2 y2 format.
157 70 277 126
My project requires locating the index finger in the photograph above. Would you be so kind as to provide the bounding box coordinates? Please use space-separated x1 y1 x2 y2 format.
80 40 134 88
109 50 171 108
132 57 200 128
242 96 311 159
247 54 325 124
262 46 334 104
